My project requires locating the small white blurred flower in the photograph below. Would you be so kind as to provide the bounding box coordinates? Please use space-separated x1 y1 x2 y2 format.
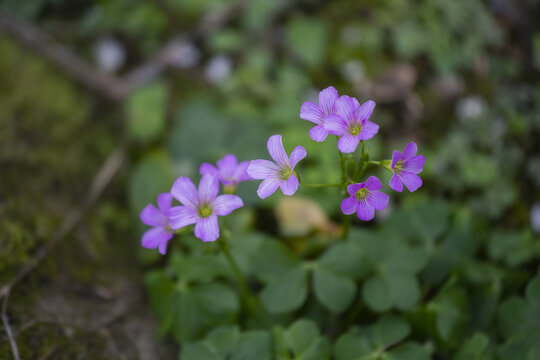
341 60 365 84
168 41 200 69
94 37 125 73
531 203 540 234
456 95 486 121
205 55 232 84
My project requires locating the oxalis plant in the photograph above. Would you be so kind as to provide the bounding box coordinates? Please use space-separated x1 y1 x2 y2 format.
140 86 428 359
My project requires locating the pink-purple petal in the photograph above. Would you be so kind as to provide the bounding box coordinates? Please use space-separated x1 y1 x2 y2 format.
234 161 252 182
171 177 199 209
358 121 379 140
194 215 219 242
309 125 329 142
140 204 165 227
335 96 357 123
347 183 364 197
402 142 418 159
319 86 338 114
363 176 382 191
300 101 324 125
402 155 425 174
280 175 299 196
399 171 423 192
289 146 307 168
217 154 238 171
356 100 375 122
389 173 403 192
157 193 172 213
337 134 361 153
200 162 218 175
267 135 290 167
247 159 280 179
213 194 244 216
324 113 348 135
168 205 198 229
142 227 172 254
391 150 403 169
367 190 389 211
341 196 358 215
356 200 375 221
257 178 280 199
198 173 219 203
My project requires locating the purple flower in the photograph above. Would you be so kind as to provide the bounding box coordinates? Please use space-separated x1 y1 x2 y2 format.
341 176 389 221
389 142 425 192
300 86 343 142
140 193 174 254
325 96 379 153
247 135 307 199
200 154 251 190
168 174 244 242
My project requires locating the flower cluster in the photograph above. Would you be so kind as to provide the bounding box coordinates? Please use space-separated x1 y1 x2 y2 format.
139 86 425 254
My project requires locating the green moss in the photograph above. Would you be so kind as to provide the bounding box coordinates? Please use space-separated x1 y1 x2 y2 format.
0 36 121 281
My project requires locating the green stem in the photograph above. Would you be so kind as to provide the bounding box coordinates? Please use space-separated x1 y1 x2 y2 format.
302 182 342 188
342 214 351 240
217 232 252 304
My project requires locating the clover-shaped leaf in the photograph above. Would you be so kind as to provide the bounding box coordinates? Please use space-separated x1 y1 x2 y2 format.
452 332 490 360
313 265 356 313
281 319 332 360
334 316 420 360
352 230 426 312
435 287 468 345
496 272 540 357
182 328 272 360
260 265 309 314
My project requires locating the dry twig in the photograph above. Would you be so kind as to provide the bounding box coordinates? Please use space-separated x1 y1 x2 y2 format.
2 293 21 360
0 147 126 300
0 0 247 101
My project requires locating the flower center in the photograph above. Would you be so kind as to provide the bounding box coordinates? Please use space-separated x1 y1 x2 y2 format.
198 204 213 218
349 124 362 136
394 161 403 173
355 188 368 200
280 167 292 180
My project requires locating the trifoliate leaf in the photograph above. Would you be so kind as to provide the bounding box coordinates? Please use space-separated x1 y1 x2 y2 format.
313 265 356 313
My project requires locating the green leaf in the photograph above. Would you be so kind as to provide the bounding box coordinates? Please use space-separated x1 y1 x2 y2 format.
284 319 320 355
250 239 300 284
230 331 272 360
313 265 356 313
525 273 540 309
168 252 232 283
496 296 528 339
334 332 372 360
363 275 393 312
205 326 241 357
436 287 468 344
285 17 328 67
181 342 221 360
452 332 490 360
128 151 173 216
384 342 431 360
318 242 371 279
143 271 176 335
193 283 239 315
371 316 411 349
127 82 167 142
260 266 309 314
298 338 332 360
384 271 421 310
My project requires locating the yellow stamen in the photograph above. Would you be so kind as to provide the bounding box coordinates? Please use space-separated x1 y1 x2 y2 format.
198 204 213 218
355 188 368 200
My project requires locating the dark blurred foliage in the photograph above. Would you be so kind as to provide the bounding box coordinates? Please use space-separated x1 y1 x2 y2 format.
1 0 540 358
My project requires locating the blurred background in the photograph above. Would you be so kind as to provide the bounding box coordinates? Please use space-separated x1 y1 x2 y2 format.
1 0 539 358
